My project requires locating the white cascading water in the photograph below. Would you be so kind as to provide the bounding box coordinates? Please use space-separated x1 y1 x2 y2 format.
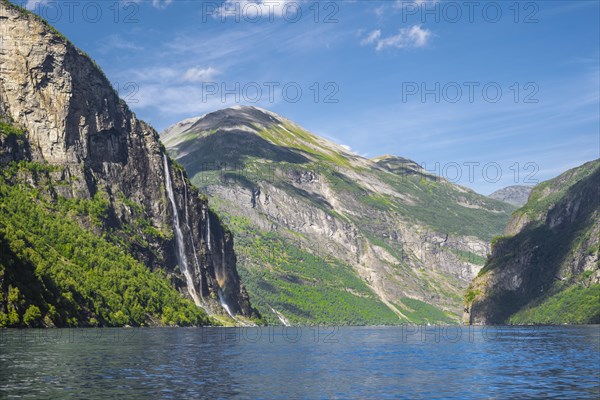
162 154 202 307
271 307 291 326
206 211 212 252
181 171 187 215
181 170 202 297
164 155 249 324
219 246 237 319
217 288 251 326
217 289 235 319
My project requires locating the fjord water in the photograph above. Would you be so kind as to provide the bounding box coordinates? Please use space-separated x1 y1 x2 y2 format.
1 326 598 399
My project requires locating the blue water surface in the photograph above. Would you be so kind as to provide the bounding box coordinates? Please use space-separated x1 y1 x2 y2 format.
1 326 598 399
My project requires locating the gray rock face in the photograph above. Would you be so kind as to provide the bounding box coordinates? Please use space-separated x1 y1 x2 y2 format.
489 185 533 207
0 1 253 317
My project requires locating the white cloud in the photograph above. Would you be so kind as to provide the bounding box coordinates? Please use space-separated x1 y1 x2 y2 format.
127 66 219 84
98 34 144 54
394 0 441 8
182 67 219 82
119 0 173 10
215 0 304 20
26 0 172 11
164 28 274 68
361 30 381 46
369 1 442 23
134 84 237 115
24 0 48 10
151 0 172 9
361 25 432 51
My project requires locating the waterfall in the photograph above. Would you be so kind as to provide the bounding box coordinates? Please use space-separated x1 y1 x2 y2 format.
217 289 235 319
181 170 202 298
162 154 202 307
181 171 188 221
163 155 248 325
217 288 251 326
206 211 212 252
271 307 291 326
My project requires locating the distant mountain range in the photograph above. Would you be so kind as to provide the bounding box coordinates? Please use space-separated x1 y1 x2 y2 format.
489 185 533 206
162 106 515 325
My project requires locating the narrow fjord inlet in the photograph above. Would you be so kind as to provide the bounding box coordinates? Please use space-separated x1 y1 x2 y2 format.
0 0 598 398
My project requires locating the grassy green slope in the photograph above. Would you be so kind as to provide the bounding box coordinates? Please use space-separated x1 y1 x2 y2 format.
520 160 600 220
211 203 401 325
508 283 599 324
371 169 514 241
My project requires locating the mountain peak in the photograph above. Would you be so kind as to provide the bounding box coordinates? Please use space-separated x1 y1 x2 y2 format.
162 106 285 143
161 106 364 169
488 185 533 207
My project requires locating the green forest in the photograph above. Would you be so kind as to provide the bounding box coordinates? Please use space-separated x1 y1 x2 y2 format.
0 131 211 327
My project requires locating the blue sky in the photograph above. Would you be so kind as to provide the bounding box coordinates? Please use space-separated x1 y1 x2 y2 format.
18 0 600 194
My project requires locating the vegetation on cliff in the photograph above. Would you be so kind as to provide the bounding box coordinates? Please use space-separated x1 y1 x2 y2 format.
465 160 600 325
0 129 210 327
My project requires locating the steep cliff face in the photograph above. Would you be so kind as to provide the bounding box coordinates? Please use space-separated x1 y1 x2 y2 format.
465 160 600 325
0 1 254 326
163 106 515 324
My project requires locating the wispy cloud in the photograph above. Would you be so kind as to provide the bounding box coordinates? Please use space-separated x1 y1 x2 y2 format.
26 0 173 11
134 84 240 116
365 0 441 17
182 67 220 83
361 30 382 46
394 0 440 7
125 0 173 10
25 0 47 10
102 21 326 127
361 25 432 51
215 0 305 19
98 34 144 54
151 0 173 9
373 5 385 18
162 26 276 68
128 76 288 121
126 66 220 84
